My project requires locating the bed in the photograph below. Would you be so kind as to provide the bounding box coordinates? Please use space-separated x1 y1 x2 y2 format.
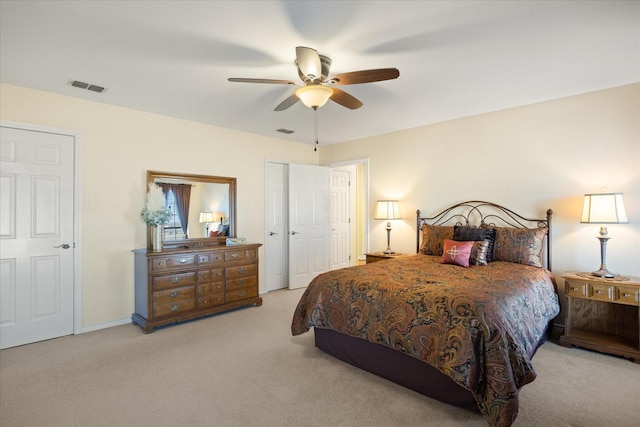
291 201 560 427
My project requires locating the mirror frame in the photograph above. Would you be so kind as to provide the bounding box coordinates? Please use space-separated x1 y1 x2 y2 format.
146 170 236 250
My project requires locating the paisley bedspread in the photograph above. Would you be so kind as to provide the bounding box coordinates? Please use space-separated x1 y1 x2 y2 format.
291 254 560 427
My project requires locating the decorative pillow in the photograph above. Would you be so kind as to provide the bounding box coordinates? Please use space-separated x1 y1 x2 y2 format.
469 240 489 266
419 225 454 256
492 227 548 268
440 239 474 268
454 225 497 262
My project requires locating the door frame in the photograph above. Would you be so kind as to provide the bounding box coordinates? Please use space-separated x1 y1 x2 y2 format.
1 120 82 336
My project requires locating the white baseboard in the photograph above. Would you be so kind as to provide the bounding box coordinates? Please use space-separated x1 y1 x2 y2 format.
80 317 132 334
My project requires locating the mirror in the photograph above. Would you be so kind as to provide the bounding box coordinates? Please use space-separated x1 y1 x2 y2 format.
146 170 236 249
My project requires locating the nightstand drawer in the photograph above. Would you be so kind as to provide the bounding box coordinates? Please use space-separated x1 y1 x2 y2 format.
565 281 587 298
589 283 614 302
616 286 640 306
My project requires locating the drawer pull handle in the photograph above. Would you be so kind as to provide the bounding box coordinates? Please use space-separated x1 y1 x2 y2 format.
238 268 246 274
232 253 239 259
238 280 245 285
202 274 208 279
158 261 165 266
170 305 180 312
237 291 246 298
623 293 631 297
572 287 579 291
179 258 189 264
170 291 178 298
171 277 182 283
596 290 603 294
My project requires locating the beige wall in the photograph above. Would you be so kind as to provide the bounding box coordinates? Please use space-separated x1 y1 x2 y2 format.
320 83 640 320
0 83 318 329
2 82 638 330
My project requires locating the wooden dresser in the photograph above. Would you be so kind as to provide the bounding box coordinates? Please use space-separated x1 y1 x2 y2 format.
560 272 640 363
132 243 262 333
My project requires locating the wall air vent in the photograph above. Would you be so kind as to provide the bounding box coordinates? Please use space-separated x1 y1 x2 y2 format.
69 80 107 93
277 128 294 134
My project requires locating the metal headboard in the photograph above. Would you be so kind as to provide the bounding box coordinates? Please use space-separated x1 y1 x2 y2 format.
416 201 553 270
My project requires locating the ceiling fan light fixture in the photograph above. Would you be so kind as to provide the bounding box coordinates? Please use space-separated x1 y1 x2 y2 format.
295 85 333 109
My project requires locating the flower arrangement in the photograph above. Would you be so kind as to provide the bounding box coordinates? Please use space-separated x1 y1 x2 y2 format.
141 183 171 226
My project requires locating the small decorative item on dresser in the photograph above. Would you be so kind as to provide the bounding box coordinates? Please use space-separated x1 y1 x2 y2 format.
560 272 640 363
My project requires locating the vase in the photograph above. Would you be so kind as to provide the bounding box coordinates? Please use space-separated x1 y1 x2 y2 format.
152 225 163 252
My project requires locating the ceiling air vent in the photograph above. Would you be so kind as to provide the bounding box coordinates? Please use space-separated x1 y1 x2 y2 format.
277 128 294 134
70 80 107 93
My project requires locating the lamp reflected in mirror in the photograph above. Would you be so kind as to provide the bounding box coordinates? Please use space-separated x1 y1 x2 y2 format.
199 211 214 235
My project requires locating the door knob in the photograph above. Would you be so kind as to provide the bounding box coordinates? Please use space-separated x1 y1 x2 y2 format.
54 243 71 249
290 231 300 235
269 231 278 236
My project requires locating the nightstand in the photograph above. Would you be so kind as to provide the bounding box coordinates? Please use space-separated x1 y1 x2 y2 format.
365 252 405 264
560 272 640 363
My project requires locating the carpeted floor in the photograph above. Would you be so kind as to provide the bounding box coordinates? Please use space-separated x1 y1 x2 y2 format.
1 287 639 427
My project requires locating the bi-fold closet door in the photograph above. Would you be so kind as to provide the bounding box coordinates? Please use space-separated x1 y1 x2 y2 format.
265 162 334 291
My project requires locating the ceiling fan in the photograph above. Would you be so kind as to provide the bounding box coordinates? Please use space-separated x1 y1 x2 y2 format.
228 46 400 111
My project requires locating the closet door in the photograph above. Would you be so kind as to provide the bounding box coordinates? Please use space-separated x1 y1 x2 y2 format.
288 164 330 290
265 162 288 291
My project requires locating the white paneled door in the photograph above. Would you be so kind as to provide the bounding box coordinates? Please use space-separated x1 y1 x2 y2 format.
330 169 350 270
288 163 330 290
265 162 288 291
0 125 75 349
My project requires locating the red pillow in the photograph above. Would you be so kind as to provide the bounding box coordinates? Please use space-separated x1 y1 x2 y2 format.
440 239 474 268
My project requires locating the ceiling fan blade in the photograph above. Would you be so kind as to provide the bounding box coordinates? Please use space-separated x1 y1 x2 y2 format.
228 78 296 85
296 46 322 82
329 68 399 85
329 88 363 110
274 93 300 111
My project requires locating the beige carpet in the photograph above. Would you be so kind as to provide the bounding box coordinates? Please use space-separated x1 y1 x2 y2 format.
1 288 639 427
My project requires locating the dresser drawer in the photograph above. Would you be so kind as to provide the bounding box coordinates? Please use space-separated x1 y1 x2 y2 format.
198 268 224 283
197 252 224 266
154 299 196 318
152 272 196 291
226 264 257 279
153 286 195 305
199 291 225 309
226 276 257 291
589 283 614 302
226 286 258 303
150 255 197 272
616 286 639 306
565 280 587 298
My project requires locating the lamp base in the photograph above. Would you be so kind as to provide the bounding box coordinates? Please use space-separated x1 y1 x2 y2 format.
383 249 396 255
590 268 617 279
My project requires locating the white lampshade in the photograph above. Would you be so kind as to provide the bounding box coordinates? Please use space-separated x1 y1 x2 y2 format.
199 212 214 223
581 193 628 224
295 85 333 109
374 200 401 220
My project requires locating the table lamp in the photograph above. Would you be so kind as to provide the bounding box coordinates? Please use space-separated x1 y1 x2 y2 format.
374 200 401 254
580 192 628 278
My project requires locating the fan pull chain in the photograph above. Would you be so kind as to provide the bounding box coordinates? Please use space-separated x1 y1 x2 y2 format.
314 107 319 152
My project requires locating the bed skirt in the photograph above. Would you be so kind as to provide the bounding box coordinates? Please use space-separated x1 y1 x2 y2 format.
314 327 480 413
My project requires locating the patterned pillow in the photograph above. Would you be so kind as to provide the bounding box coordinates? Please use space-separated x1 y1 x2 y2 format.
493 227 548 268
440 239 474 267
454 225 497 262
419 224 454 255
470 240 489 266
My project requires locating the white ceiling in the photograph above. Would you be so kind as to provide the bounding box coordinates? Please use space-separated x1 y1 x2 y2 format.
1 1 638 147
